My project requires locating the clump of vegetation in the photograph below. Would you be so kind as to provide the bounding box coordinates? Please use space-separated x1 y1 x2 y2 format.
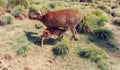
76 9 108 35
53 40 70 57
48 2 56 9
97 4 111 13
0 16 13 26
92 10 108 27
112 17 120 26
79 46 108 70
11 6 24 16
93 29 112 41
82 9 108 31
35 23 43 29
29 4 40 13
17 46 30 56
11 6 25 18
79 46 108 62
7 0 31 9
76 22 92 34
110 9 120 17
0 0 6 8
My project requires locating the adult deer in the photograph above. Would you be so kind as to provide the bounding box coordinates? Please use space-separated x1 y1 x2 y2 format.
29 9 84 40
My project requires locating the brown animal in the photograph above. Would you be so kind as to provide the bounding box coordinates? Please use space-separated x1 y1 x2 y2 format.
29 9 84 40
41 27 68 47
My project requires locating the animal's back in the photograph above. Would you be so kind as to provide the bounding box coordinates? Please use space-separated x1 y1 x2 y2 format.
40 9 83 28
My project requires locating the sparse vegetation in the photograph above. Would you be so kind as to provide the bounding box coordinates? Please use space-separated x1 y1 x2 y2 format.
76 22 92 34
17 46 30 56
7 0 32 8
0 16 13 26
29 4 40 14
79 46 108 70
81 9 108 31
96 4 111 13
35 23 43 29
0 1 120 70
53 40 70 57
11 6 25 18
92 29 112 41
112 17 120 26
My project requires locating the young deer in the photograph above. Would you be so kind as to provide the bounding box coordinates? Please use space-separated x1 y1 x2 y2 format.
41 26 68 47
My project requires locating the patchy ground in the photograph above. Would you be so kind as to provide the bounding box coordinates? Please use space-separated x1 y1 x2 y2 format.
0 13 120 70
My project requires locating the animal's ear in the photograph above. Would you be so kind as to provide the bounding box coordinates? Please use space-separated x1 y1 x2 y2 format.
37 10 42 16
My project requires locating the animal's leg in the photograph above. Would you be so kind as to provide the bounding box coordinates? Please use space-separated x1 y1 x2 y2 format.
75 28 78 34
70 26 76 40
57 34 63 41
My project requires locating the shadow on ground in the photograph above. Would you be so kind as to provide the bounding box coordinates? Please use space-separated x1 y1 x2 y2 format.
88 35 120 52
25 31 58 46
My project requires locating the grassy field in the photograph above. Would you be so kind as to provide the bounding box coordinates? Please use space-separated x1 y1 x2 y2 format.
0 0 120 70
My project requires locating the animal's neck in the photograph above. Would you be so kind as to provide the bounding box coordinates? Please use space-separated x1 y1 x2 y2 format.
37 15 43 21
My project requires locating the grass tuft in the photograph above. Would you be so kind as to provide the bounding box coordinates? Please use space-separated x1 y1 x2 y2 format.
16 45 30 56
11 6 25 18
79 46 108 70
53 39 70 57
112 17 120 26
0 16 13 26
93 29 112 41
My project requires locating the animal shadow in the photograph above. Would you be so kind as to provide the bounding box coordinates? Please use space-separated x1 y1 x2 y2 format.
25 32 58 46
25 32 41 46
44 38 58 45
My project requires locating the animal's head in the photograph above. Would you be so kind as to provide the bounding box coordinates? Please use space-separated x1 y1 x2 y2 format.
41 30 51 39
29 10 42 20
41 30 51 47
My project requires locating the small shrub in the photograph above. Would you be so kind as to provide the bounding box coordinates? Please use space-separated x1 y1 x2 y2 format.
53 40 70 56
98 61 107 70
93 29 112 40
112 17 120 26
79 46 108 63
92 10 108 27
48 2 56 9
92 10 103 16
0 16 13 26
95 15 108 27
7 0 31 9
17 46 30 55
11 6 25 18
76 22 92 34
35 23 43 29
79 46 108 70
82 9 108 31
29 4 40 13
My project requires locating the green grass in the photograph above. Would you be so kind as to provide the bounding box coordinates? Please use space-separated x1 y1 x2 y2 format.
0 1 120 70
11 6 25 18
53 39 70 57
16 45 30 56
92 29 112 41
0 16 13 26
78 46 108 70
